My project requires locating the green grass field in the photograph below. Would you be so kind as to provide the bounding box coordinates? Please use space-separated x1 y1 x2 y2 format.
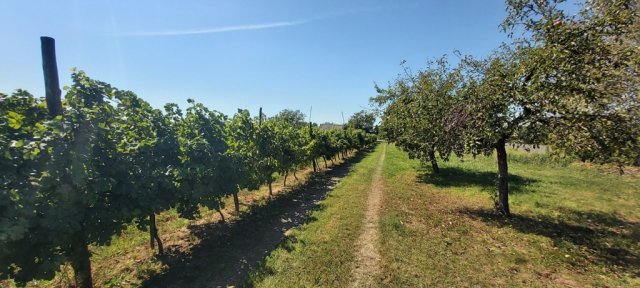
247 145 384 287
249 144 639 287
379 145 639 287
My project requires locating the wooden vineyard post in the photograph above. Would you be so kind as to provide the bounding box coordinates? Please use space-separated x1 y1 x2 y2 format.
40 36 63 118
310 121 317 172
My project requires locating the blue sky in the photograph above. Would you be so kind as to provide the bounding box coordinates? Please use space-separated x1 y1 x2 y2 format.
1 0 514 123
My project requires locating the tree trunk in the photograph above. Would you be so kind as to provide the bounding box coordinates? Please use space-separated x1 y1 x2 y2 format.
496 137 510 216
232 191 240 213
149 212 163 255
70 233 93 288
283 171 288 186
268 181 273 196
428 145 439 174
217 207 225 223
312 159 317 172
153 231 164 256
323 157 328 169
293 170 299 180
149 215 154 250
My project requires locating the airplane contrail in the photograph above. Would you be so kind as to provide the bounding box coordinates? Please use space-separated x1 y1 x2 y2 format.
120 20 307 37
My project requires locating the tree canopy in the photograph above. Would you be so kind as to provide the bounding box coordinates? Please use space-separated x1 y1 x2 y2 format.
346 110 377 134
375 0 639 216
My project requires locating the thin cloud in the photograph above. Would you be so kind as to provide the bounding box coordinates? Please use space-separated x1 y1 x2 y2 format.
117 4 407 37
121 20 307 37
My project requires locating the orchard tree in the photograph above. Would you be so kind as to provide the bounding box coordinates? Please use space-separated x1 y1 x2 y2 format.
447 0 640 216
503 0 640 168
372 57 462 173
346 110 376 133
274 109 306 129
448 48 550 216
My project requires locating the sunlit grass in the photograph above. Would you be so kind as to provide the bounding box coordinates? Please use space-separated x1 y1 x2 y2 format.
247 144 385 287
379 145 640 287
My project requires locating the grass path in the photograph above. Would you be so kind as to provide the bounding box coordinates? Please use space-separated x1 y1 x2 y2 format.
250 143 639 287
350 143 386 287
248 144 384 287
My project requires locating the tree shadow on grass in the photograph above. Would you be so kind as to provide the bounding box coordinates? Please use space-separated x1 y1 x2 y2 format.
418 167 538 194
459 207 640 277
141 149 372 288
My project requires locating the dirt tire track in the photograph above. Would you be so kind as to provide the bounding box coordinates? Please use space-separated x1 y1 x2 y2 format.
350 143 386 287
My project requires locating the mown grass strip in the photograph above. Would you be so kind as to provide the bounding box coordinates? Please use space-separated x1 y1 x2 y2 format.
247 143 385 287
